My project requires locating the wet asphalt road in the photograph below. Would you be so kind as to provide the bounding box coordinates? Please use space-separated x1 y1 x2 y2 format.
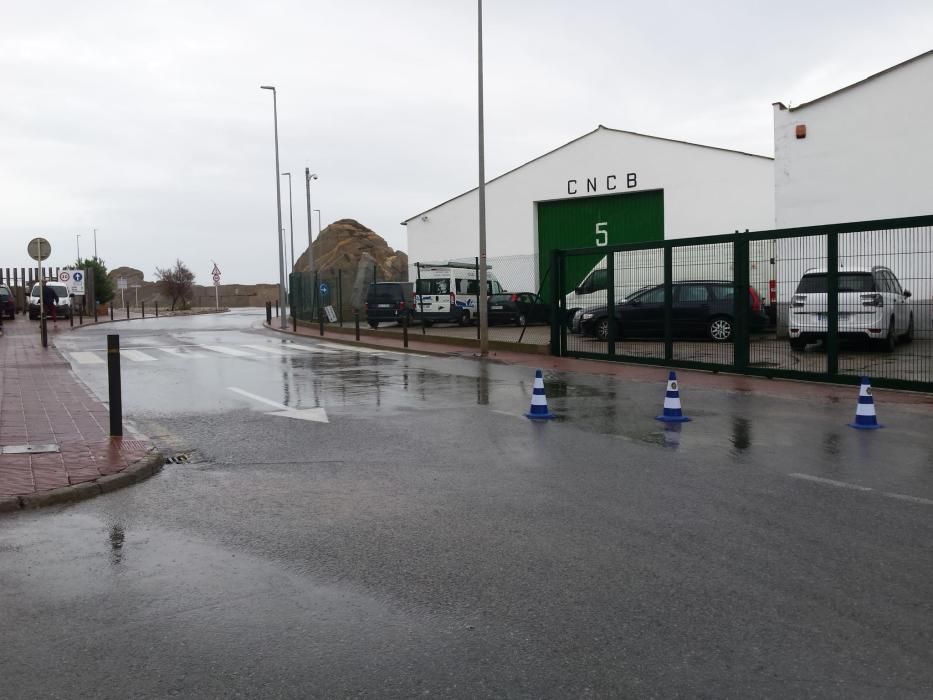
2 310 932 698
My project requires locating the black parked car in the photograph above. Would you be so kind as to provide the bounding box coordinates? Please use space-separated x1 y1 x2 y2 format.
579 281 768 342
487 293 549 326
364 282 415 328
0 285 15 320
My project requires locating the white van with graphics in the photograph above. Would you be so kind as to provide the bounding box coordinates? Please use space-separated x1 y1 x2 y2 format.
414 261 504 327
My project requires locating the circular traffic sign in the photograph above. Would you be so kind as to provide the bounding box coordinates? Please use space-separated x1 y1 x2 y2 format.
27 237 51 261
59 271 71 283
73 272 83 282
212 273 221 283
319 282 329 295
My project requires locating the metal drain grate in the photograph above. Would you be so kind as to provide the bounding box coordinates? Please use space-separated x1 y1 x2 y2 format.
165 453 192 464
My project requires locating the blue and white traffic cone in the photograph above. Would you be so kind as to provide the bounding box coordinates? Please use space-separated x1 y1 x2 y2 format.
525 369 556 420
655 371 691 422
848 376 882 430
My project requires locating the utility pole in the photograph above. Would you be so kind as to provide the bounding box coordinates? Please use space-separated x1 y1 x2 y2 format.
477 0 489 356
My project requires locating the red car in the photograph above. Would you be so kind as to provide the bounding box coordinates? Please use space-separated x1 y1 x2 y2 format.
0 285 15 320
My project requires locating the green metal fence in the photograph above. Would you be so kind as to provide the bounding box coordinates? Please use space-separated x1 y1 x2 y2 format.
552 214 933 392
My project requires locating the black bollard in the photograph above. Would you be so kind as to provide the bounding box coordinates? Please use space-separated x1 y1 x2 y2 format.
109 304 113 321
354 311 360 341
155 302 159 318
266 301 272 324
141 302 145 318
107 334 122 437
403 313 409 349
79 307 83 325
275 299 279 317
292 313 297 332
69 309 73 328
126 304 129 321
318 311 324 337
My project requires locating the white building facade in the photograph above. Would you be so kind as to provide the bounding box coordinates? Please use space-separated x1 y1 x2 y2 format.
403 126 774 291
774 49 933 228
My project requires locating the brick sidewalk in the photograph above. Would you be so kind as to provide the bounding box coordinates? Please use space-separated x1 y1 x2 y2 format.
0 319 160 509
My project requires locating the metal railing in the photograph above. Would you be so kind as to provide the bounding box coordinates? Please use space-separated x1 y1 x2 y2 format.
552 214 933 392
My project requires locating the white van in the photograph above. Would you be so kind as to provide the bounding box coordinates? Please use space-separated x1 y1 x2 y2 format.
413 262 504 327
27 282 73 320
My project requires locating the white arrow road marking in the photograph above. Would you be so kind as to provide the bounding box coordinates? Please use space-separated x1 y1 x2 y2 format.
227 387 329 423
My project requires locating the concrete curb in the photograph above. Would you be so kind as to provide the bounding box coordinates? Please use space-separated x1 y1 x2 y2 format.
0 450 165 515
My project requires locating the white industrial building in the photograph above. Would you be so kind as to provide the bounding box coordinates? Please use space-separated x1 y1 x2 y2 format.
774 49 933 228
403 126 774 291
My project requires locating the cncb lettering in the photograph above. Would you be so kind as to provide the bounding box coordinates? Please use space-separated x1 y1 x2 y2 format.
566 173 637 195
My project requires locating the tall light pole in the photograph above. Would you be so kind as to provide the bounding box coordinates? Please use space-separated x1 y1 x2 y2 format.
313 209 322 237
260 85 287 329
93 228 97 259
76 234 81 260
305 169 318 273
477 0 489 356
281 172 295 272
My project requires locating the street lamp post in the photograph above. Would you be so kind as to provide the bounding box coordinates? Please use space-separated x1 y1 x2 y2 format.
477 0 489 356
260 85 287 329
93 228 97 259
281 172 295 272
313 209 322 238
305 169 318 273
76 234 81 260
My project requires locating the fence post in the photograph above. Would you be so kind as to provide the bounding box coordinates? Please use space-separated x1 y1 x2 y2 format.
266 301 272 324
733 235 750 371
826 232 839 377
354 310 360 341
663 245 673 361
107 334 122 437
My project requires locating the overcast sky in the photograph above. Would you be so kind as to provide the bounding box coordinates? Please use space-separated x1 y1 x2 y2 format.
2 1 931 284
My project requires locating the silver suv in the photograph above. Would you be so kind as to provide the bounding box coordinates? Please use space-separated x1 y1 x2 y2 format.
788 266 913 352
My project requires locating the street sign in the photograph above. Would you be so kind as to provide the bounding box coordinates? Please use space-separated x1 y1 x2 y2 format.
325 305 337 323
58 269 86 295
319 282 329 295
117 277 128 290
212 273 221 284
27 237 51 261
211 263 221 276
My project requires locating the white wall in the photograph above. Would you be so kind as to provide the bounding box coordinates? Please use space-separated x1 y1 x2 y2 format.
774 52 933 228
404 127 774 266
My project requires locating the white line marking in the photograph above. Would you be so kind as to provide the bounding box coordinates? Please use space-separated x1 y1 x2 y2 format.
120 350 158 362
880 491 933 506
790 473 932 506
228 387 286 409
158 347 208 359
789 474 873 492
71 352 105 365
281 343 338 354
200 344 252 357
243 343 290 355
318 343 389 355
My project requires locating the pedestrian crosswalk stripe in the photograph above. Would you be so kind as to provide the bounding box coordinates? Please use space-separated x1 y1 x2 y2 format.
121 350 158 362
279 343 338 355
158 347 209 359
199 344 252 357
71 352 105 365
318 343 388 355
243 343 292 355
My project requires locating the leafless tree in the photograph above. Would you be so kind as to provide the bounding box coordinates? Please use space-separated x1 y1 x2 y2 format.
154 259 195 311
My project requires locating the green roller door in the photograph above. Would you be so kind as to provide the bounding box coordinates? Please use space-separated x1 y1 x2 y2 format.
537 189 664 299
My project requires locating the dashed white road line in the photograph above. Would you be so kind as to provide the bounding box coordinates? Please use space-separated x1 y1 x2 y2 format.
789 473 932 506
